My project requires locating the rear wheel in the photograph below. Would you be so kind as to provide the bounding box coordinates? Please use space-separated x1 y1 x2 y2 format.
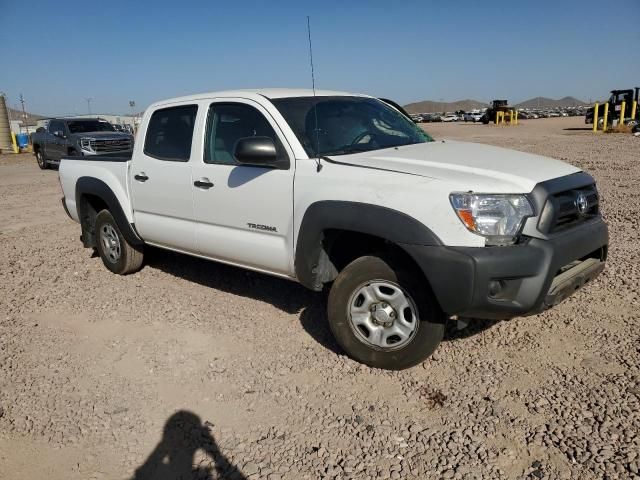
95 209 143 275
35 149 48 169
327 255 446 370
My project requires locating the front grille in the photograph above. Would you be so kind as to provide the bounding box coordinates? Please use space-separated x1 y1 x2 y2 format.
538 184 599 233
90 138 132 153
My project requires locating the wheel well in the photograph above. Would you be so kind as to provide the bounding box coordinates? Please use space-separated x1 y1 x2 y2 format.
321 229 432 290
68 146 78 155
78 194 108 248
319 229 443 313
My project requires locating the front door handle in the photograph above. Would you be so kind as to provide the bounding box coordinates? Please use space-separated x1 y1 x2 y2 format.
134 173 149 182
194 179 214 189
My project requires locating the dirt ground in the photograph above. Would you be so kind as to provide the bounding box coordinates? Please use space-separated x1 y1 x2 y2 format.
1 117 638 480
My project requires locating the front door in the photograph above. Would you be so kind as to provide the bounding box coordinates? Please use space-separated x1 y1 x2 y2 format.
130 104 198 252
191 100 295 276
46 120 66 160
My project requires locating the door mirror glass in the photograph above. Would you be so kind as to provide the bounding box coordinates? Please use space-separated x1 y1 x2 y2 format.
53 130 65 138
234 136 278 167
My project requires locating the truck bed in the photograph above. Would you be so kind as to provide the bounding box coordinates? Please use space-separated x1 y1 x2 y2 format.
61 154 132 162
59 155 133 225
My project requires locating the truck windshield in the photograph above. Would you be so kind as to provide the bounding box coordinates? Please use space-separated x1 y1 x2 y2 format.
271 96 433 157
67 120 115 133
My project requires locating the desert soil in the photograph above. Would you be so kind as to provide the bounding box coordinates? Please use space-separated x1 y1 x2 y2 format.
0 117 638 480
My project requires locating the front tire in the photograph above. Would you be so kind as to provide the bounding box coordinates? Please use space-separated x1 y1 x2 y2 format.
95 210 143 275
35 149 48 169
327 255 446 370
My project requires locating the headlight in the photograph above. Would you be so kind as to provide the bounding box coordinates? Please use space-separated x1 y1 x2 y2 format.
80 138 93 151
449 193 534 245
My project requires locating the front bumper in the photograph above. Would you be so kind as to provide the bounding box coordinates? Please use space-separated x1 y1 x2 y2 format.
402 217 608 320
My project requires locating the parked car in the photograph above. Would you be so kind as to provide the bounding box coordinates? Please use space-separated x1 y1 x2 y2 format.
31 118 134 169
464 112 484 122
58 88 608 370
441 113 458 122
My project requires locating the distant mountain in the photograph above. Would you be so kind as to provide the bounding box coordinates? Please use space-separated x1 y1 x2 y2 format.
8 107 46 125
514 96 588 109
403 99 488 113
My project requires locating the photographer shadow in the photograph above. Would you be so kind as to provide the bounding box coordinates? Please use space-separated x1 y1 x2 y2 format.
132 411 246 480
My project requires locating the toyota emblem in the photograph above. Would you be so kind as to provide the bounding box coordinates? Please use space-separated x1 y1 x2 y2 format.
575 193 589 215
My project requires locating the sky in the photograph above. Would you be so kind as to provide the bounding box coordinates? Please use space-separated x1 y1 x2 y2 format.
1 0 639 116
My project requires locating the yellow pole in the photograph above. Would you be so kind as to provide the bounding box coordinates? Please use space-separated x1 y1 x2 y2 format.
515 110 518 125
495 111 499 125
619 100 626 125
10 132 19 153
631 100 637 122
592 103 599 132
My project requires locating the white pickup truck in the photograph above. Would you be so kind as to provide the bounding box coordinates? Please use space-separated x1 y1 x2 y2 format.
59 89 608 369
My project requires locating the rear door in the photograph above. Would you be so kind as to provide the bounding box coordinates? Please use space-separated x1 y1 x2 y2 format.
130 104 198 252
191 99 295 276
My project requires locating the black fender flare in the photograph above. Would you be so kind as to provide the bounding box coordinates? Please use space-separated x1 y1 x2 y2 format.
295 201 442 290
75 176 143 248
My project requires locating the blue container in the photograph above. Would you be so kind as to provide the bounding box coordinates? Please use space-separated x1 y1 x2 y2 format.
16 133 29 148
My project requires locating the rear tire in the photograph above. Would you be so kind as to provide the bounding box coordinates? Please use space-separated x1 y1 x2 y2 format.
95 209 143 275
327 255 446 370
35 149 48 169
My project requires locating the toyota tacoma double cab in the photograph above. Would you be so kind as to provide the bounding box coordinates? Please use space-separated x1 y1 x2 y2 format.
32 117 134 169
58 89 608 370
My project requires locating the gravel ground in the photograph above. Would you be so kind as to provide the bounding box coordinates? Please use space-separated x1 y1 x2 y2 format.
0 117 638 480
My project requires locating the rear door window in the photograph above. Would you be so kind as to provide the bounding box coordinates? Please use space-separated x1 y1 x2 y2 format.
144 105 198 161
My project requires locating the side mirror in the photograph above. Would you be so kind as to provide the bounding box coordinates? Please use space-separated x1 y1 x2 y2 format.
53 130 65 138
234 136 278 167
36 127 45 133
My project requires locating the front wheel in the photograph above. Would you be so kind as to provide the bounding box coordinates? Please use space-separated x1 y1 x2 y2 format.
327 255 446 370
35 149 48 169
95 210 143 275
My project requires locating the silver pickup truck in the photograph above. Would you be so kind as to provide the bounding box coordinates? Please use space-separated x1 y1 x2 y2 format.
31 117 134 169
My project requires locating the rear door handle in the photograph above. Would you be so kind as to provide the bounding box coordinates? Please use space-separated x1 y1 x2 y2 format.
134 173 149 182
194 178 214 189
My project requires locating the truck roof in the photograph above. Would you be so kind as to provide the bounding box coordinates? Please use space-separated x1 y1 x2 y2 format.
45 117 110 122
149 88 368 109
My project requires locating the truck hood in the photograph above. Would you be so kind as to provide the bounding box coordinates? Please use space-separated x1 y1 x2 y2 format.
73 131 132 140
332 140 581 192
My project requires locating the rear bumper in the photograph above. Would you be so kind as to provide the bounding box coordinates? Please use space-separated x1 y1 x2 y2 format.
402 217 608 320
61 197 72 220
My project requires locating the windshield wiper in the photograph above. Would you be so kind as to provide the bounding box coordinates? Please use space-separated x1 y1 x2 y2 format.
322 140 424 157
321 144 374 156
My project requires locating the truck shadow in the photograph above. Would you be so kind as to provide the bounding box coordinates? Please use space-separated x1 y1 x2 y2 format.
443 318 501 341
143 247 499 354
143 247 342 355
131 410 247 480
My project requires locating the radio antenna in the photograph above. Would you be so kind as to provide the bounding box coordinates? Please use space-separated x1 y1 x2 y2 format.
307 16 322 172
